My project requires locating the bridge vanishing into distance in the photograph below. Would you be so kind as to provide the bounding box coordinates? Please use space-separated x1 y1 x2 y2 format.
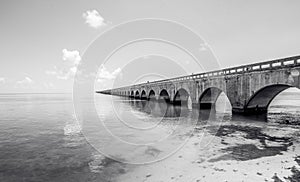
98 55 300 115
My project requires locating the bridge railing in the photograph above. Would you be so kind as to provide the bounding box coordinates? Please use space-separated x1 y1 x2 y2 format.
105 55 300 93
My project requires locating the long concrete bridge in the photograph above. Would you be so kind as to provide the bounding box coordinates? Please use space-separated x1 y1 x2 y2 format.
98 55 300 115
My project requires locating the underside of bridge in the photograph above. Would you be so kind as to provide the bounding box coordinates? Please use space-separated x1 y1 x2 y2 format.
243 84 292 114
148 90 156 101
141 90 147 100
135 90 140 99
129 91 134 98
199 87 223 110
159 89 170 103
173 88 190 106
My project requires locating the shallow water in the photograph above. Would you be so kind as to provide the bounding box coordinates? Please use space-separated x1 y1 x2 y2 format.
0 91 299 181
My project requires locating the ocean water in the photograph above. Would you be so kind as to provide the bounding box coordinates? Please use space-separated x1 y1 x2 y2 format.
0 90 299 181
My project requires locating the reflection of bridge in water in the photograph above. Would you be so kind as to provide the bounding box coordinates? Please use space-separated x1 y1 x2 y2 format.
98 55 300 115
126 99 228 122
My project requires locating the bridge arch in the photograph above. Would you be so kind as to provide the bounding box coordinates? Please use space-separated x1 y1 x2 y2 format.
141 90 147 100
130 91 134 98
199 87 229 110
148 90 156 100
159 89 170 103
173 88 191 106
135 90 140 99
245 84 292 114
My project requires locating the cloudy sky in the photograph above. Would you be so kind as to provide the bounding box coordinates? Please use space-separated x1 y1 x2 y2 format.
1 0 300 93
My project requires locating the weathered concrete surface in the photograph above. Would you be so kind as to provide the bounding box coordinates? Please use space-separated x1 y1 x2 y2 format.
99 55 300 115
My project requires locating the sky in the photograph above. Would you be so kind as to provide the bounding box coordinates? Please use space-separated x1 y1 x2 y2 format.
1 0 300 93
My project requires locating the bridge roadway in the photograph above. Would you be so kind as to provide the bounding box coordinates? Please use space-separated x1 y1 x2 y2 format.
98 55 300 115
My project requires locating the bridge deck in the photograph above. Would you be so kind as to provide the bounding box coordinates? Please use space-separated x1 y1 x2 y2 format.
100 55 300 92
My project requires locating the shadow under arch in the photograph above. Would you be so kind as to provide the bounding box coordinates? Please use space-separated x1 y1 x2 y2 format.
141 90 147 100
159 89 170 103
148 90 156 101
197 87 233 122
245 84 292 115
199 87 224 110
135 90 140 99
130 91 134 98
173 88 190 106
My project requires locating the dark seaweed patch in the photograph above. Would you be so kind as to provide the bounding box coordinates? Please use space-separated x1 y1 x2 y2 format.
208 125 293 162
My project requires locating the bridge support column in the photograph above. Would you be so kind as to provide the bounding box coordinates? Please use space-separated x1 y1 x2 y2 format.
192 102 199 109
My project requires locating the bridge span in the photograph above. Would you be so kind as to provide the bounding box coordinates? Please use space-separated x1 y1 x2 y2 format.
98 55 300 115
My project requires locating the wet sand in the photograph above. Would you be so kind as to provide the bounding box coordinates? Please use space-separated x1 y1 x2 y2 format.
113 120 300 182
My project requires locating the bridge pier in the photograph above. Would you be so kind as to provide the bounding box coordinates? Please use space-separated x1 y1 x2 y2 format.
192 103 199 109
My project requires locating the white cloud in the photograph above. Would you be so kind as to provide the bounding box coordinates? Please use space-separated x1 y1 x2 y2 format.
62 49 81 65
45 70 57 76
0 77 5 84
82 10 106 29
54 49 81 80
15 77 34 88
97 65 121 81
46 66 78 80
70 66 77 73
43 82 55 89
58 66 78 80
47 48 81 80
199 42 209 51
17 77 33 84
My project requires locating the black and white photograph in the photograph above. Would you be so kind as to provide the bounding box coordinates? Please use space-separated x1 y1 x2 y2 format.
1 0 300 181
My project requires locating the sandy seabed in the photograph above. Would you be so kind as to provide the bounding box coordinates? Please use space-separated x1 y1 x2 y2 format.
113 121 300 182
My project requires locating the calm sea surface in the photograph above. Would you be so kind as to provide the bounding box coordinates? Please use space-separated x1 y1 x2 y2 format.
0 91 300 181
